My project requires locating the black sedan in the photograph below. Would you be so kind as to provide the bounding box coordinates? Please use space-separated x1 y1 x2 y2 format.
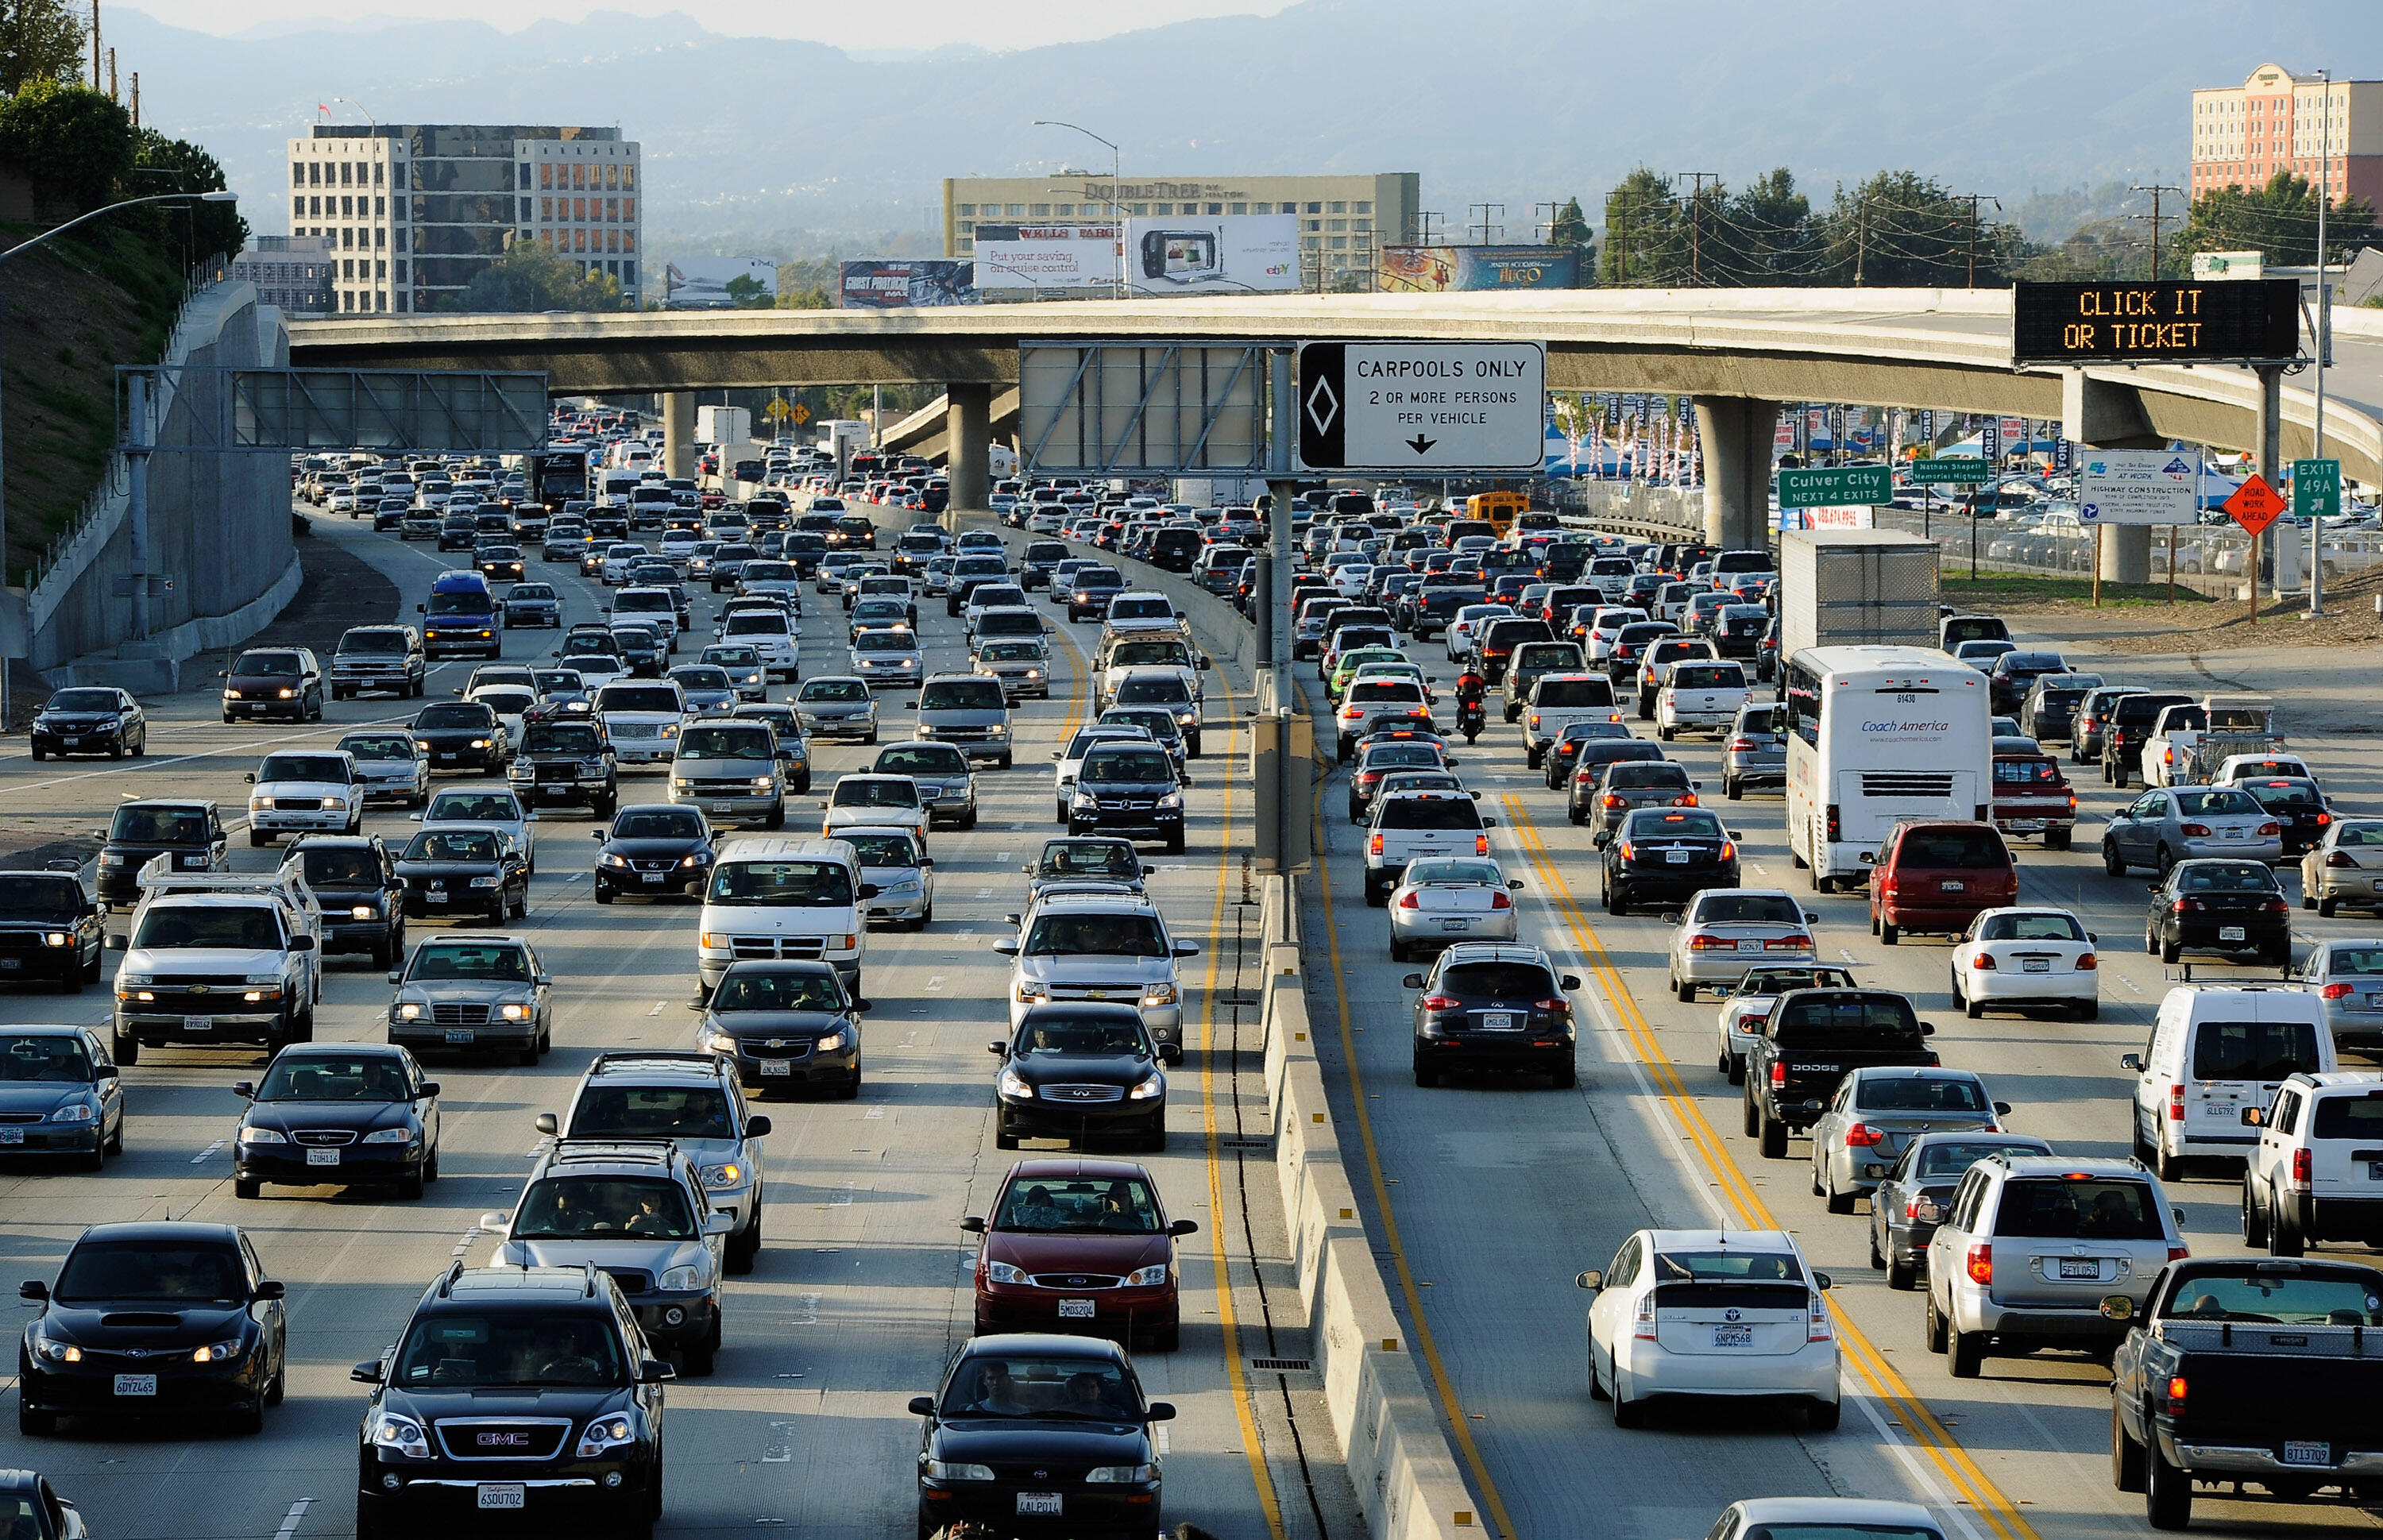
407 701 509 774
2240 776 2333 859
2148 858 2292 966
697 959 863 1097
16 1221 288 1435
1986 650 2070 716
231 1044 440 1200
991 1002 1181 1150
910 1335 1173 1540
29 687 146 761
1404 941 1580 1087
0 1027 121 1168
1596 807 1740 916
475 544 527 584
593 804 716 902
394 828 527 924
1541 722 1640 792
1867 1133 2050 1291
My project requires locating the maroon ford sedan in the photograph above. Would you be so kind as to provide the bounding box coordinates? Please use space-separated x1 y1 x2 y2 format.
964 1159 1195 1352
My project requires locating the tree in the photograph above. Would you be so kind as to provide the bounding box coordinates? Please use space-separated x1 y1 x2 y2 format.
723 272 773 308
1815 171 2013 288
1601 168 1689 286
2178 170 2378 268
775 283 831 310
455 240 624 312
0 79 130 211
0 0 83 98
133 128 247 261
1548 195 1596 280
1717 168 1817 285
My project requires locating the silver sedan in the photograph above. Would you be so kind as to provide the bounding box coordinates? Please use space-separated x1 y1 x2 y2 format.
2102 785 2282 875
2301 817 2383 917
1810 1067 2009 1214
847 628 923 689
1667 888 1817 1002
2289 937 2383 1055
1388 856 1524 963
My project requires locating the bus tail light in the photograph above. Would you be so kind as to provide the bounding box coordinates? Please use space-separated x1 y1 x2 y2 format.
1825 805 1841 843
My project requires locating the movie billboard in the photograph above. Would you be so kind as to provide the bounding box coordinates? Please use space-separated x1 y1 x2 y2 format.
663 257 778 308
1380 245 1582 292
1123 214 1298 295
838 260 979 308
973 225 1119 289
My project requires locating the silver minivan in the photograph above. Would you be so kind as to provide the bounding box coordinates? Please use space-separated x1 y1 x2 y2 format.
911 672 1013 769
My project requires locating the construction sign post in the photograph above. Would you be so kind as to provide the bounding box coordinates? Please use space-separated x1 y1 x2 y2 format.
2223 473 2287 626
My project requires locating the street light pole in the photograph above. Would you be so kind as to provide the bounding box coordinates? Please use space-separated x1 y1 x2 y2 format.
2309 68 2333 618
1032 121 1123 299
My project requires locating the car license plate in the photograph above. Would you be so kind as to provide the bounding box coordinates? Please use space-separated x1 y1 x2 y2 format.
711 802 735 814
2369 1160 2383 1182
1440 917 1470 932
2057 1258 2099 1279
114 1374 156 1397
477 1485 527 1511
445 1029 474 1045
1057 1299 1095 1319
1941 880 1965 892
0 958 17 970
1712 1325 1753 1348
428 890 449 903
1665 848 1691 864
759 1059 791 1077
307 1147 341 1167
60 736 78 747
1737 939 1763 953
1480 1013 1515 1031
0 1128 21 1145
2023 958 2052 973
1017 1493 1063 1516
2284 1442 2331 1468
2006 819 2045 832
183 1015 213 1032
2220 926 2246 942
438 752 458 762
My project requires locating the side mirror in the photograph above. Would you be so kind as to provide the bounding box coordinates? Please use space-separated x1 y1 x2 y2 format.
1813 1272 1833 1291
636 1358 677 1384
1400 971 1426 990
1173 941 1201 958
2242 1106 2265 1127
908 1395 937 1418
1160 1043 1184 1066
480 1210 510 1230
995 940 1019 957
233 1080 256 1100
1052 750 1063 759
18 1279 48 1302
852 998 874 1013
2088 932 2099 944
1167 1218 1201 1237
858 883 882 901
1574 1269 1603 1291
2099 1295 2136 1322
1508 879 1526 890
1481 816 1499 828
290 935 315 953
2119 1053 2145 1072
1559 975 1581 990
253 1279 286 1302
1919 1023 1937 1036
106 934 126 950
1992 1100 2012 1116
989 1040 1009 1057
701 1212 735 1237
535 1112 559 1135
593 829 608 839
243 772 257 784
960 1216 986 1234
1591 832 1611 849
744 1114 772 1138
350 1359 385 1384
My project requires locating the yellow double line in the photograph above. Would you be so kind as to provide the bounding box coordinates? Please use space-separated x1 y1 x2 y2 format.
1500 797 2041 1540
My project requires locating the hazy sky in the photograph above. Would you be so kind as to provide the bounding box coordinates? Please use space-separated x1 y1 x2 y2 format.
124 0 1297 51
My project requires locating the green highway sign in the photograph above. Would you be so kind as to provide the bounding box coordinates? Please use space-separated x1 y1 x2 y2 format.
1908 457 1990 484
1777 464 1894 509
2292 457 2342 520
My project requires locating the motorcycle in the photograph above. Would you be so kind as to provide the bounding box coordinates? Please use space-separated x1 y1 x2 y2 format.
1457 699 1486 743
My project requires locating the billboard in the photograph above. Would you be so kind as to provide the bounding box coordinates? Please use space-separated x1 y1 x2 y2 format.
1122 214 1298 295
1380 245 1582 292
974 225 1119 290
2079 450 2198 526
663 257 777 309
837 260 979 308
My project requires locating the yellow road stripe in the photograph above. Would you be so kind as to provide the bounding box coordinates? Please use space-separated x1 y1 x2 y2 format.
1498 796 2041 1540
1307 782 1522 1540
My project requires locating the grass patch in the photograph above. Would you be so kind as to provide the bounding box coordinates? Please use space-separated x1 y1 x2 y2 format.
1940 573 2214 608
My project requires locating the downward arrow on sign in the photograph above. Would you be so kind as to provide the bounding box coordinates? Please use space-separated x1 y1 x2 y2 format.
1406 434 1437 455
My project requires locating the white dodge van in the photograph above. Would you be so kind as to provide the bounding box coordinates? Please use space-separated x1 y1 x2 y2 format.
697 836 871 1000
2122 983 2335 1179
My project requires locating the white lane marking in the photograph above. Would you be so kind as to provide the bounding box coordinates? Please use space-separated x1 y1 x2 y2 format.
563 872 585 882
647 1002 665 1017
450 1225 481 1261
1839 948 1859 967
924 975 946 992
763 1420 799 1463
1751 863 1769 876
2 712 419 793
973 888 992 899
271 1497 315 1540
191 1139 225 1164
898 1032 918 1048
786 1291 821 1324
1155 1426 1170 1457
863 1107 885 1120
995 851 1013 863
1009 823 1025 831
830 1183 855 1207
2115 971 2145 995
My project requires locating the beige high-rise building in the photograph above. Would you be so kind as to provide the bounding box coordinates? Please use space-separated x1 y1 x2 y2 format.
2190 64 2383 205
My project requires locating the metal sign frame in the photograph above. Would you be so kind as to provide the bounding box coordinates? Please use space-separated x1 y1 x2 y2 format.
116 366 550 453
1018 342 1269 476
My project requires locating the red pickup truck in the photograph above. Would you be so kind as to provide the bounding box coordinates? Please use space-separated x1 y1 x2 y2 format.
1992 745 2077 851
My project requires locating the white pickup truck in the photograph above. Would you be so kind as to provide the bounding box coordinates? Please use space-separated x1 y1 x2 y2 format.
2143 695 2279 787
1655 659 1752 743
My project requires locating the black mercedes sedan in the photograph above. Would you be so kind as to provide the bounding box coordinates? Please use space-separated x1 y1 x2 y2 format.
393 828 527 924
1595 807 1740 916
593 804 716 902
407 701 509 775
2147 857 2292 966
910 1334 1172 1540
232 1044 440 1200
17 1220 288 1435
695 959 863 1097
991 1003 1180 1150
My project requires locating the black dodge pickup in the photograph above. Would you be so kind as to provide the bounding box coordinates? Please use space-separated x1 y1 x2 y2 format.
2111 1256 2383 1529
1743 987 1938 1160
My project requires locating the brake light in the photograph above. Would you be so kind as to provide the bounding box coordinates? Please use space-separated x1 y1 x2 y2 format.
2263 897 2289 913
2318 812 2333 826
2179 822 2211 838
2166 1375 2188 1414
2173 897 2194 913
1602 793 1624 808
1971 953 1997 970
1808 1291 1835 1342
1634 1291 1658 1341
1825 804 1842 843
2323 982 2354 999
1617 843 1635 862
2078 952 2097 971
1419 994 1461 1012
2329 850 2358 867
1906 1193 1941 1222
1727 737 1757 752
1475 834 1490 856
1369 834 1384 856
1489 890 1512 910
2291 1148 2313 1187
1396 890 1420 909
2169 1084 2186 1122
1534 996 1571 1016
1771 1060 1787 1087
1720 841 1736 861
1765 935 1809 951
1965 1244 1992 1285
1688 933 1732 951
1844 1122 1883 1148
1674 793 1700 808
2257 821 2281 836
2168 1243 2192 1264
1528 712 1540 728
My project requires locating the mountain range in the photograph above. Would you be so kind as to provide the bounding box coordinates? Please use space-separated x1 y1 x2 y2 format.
114 0 2383 263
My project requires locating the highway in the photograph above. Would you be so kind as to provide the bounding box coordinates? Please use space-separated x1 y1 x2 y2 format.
0 508 1360 1540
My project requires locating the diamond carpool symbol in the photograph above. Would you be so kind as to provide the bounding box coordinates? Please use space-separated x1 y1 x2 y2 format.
1305 373 1340 436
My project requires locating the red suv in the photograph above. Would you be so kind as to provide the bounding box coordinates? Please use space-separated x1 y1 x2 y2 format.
1867 819 2018 944
964 1159 1198 1351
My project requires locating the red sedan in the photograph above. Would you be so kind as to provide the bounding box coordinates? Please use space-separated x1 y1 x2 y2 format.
964 1159 1195 1352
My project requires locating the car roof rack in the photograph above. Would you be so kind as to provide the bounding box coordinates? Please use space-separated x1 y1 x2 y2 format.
547 1138 678 1164
587 1050 724 1076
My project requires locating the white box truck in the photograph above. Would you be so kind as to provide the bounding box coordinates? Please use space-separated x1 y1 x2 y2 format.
697 405 751 452
1779 529 1941 660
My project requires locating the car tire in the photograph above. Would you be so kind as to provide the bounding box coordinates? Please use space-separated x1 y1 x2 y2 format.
1724 777 1741 801
1610 1370 1647 1429
2076 999 2099 1021
995 1131 1019 1150
234 1175 261 1199
2271 1203 2305 1256
1413 1060 1438 1089
2144 1434 2193 1530
1807 1399 1840 1432
1759 1106 1786 1160
1966 991 1984 1021
2241 1179 2269 1248
2160 933 2180 965
1552 1063 1577 1090
1924 1290 1948 1353
1886 1249 1916 1291
2113 1400 2148 1493
112 1031 138 1067
249 829 272 848
1880 920 1898 945
1824 1171 1855 1215
728 1206 762 1275
1673 978 1694 1003
1948 1329 1985 1379
595 886 614 905
1724 1052 1744 1086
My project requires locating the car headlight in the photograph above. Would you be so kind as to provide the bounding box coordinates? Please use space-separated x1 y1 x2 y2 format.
469 875 501 888
672 777 694 791
751 775 775 790
657 1264 702 1291
1142 983 1178 1008
395 1003 423 1021
926 1461 996 1481
682 853 707 868
1158 792 1184 809
249 796 271 811
1015 981 1048 1004
119 971 152 986
998 1067 1033 1100
245 972 282 986
1128 1072 1166 1101
603 852 630 868
240 1125 288 1144
1086 1464 1157 1484
983 1260 1029 1284
498 1003 531 1021
1072 791 1097 809
319 796 344 810
1120 1264 1168 1287
99 851 126 866
34 1336 81 1364
41 931 69 948
575 1415 637 1458
277 688 295 700
48 1102 94 1123
361 1127 412 1144
702 1031 740 1054
660 724 680 738
223 689 243 700
701 1163 745 1189
469 739 489 749
813 1030 848 1053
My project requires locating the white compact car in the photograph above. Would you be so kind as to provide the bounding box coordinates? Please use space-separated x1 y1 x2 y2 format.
245 750 365 845
821 774 929 845
1577 1227 1840 1430
1948 905 2100 1021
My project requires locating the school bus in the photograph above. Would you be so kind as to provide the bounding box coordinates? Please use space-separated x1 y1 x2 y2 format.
1466 490 1531 536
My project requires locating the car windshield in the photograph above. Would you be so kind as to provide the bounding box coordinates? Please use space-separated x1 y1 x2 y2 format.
801 681 870 704
2245 781 2323 809
875 746 968 776
426 793 520 824
1037 842 1139 878
1651 1249 1805 1283
1015 1013 1151 1056
1745 1526 1939 1540
257 1053 410 1101
671 669 733 692
705 647 761 668
1914 1139 2049 1179
714 968 847 1011
295 847 380 886
514 1175 697 1241
234 652 300 677
994 1175 1163 1234
48 688 123 711
2176 863 2279 894
1693 894 1802 925
132 905 281 949
110 806 208 843
404 831 500 863
676 727 769 761
1023 913 1166 957
1856 1075 1989 1113
1113 678 1189 707
1406 859 1503 886
0 1033 91 1082
597 687 681 713
1609 763 1691 789
341 734 415 761
1439 961 1556 998
1735 967 1855 996
940 1354 1139 1422
523 724 604 755
852 631 913 653
1993 1178 2165 1241
1110 642 1188 667
1083 751 1173 785
54 1241 247 1303
709 861 854 906
1361 746 1443 770
408 944 530 982
0 874 82 914
414 704 493 729
1994 758 2063 785
2174 789 2262 816
570 1085 732 1141
919 679 1006 711
1978 911 2085 942
392 1310 626 1388
981 643 1041 661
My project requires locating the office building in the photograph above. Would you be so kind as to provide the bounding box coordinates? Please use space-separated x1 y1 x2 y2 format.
286 124 643 315
941 172 1419 290
2190 64 2383 204
229 235 333 315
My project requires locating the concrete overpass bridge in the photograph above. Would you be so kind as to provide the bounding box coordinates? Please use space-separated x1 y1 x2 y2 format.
289 288 2381 563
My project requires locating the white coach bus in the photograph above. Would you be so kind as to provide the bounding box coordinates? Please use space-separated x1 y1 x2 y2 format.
1782 645 1992 892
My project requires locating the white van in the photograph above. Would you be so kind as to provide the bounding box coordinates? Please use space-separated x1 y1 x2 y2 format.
697 836 871 999
2122 984 2335 1179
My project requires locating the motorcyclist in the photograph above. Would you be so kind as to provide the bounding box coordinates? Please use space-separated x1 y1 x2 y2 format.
1454 667 1488 710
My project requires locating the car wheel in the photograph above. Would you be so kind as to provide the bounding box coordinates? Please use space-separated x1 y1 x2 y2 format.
234 1175 261 1199
2242 1179 2269 1248
2103 839 2127 877
1948 1329 1985 1379
1806 1399 1841 1432
1758 1105 1786 1160
112 1031 138 1067
1965 990 1984 1020
2112 1399 2148 1493
2271 1202 2305 1256
1724 1052 1744 1086
1724 777 1741 801
1924 1289 1948 1352
1610 1368 1647 1429
1674 977 1695 1003
1412 1059 1438 1088
2144 1431 2194 1529
2160 933 2180 966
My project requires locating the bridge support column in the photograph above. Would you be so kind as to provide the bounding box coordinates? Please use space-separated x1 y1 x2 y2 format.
1694 396 1779 550
946 382 991 512
2062 371 2157 585
662 392 694 480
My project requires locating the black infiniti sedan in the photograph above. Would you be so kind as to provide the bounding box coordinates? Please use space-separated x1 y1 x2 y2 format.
407 701 509 774
696 959 863 1097
1596 807 1740 916
593 804 716 902
16 1220 289 1435
232 1044 440 1200
2148 858 2292 966
991 1002 1181 1151
910 1334 1172 1540
394 828 527 924
1403 940 1580 1088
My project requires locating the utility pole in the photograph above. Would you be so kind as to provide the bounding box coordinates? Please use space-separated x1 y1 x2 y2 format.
1530 202 1559 244
1467 203 1504 245
1678 172 1717 285
1959 193 2000 288
1853 194 1867 287
2128 184 2184 279
2308 69 2333 618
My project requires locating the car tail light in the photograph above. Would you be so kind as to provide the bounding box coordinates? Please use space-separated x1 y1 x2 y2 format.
2173 897 2195 913
2318 812 2333 826
1844 1122 1883 1148
2257 821 2281 837
1634 1291 1659 1341
2168 1244 2192 1264
1971 952 1997 970
1489 890 1512 910
1475 834 1490 856
1602 793 1624 808
1396 890 1420 909
2179 822 2211 838
1825 804 1841 843
1965 1244 1992 1285
1674 793 1701 808
1534 996 1571 1016
2078 952 2098 971
1727 737 1757 752
2169 1084 2186 1123
1688 933 1734 951
1808 1291 1835 1342
2329 850 2359 868
2166 1375 2188 1414
2323 982 2354 999
1720 841 1736 861
1617 843 1636 863
1765 935 1809 951
1770 1060 1787 1087
1419 994 1461 1012
2291 1148 2313 1187
2262 897 2289 913
1369 834 1384 856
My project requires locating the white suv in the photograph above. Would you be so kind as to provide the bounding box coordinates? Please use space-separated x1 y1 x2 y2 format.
2242 1070 2383 1254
